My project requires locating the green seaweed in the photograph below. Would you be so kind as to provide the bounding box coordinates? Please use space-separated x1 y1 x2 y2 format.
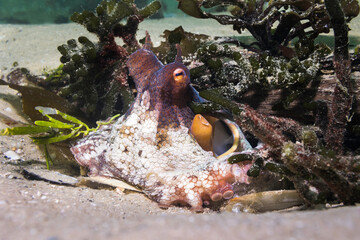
247 157 264 177
191 41 331 107
302 129 319 151
1 106 120 169
178 0 359 56
41 0 161 121
196 84 359 205
152 26 210 64
227 153 253 164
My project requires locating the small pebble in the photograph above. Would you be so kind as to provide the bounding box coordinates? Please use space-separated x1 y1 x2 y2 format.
47 237 59 240
4 150 21 160
20 190 28 196
15 149 23 154
4 172 16 179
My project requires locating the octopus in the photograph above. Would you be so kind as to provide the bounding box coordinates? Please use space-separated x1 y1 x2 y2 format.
71 33 254 212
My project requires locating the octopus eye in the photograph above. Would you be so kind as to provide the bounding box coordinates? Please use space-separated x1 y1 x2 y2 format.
173 68 186 82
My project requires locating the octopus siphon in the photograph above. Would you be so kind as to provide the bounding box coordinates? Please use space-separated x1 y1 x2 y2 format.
71 33 254 212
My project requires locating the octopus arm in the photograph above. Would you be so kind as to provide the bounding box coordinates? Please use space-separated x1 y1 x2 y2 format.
143 159 253 212
127 49 163 92
70 125 112 176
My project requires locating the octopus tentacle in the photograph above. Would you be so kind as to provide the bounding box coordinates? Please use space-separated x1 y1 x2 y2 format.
143 159 252 211
175 44 182 63
143 31 152 50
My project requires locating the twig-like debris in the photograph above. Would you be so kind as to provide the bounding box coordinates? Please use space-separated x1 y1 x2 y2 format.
324 0 353 153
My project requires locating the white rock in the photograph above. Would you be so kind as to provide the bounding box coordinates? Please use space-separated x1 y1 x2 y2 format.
4 150 21 160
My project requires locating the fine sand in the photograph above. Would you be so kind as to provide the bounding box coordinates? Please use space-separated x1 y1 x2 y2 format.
1 17 360 240
0 17 238 75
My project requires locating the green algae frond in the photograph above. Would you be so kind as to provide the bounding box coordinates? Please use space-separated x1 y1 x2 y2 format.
1 106 120 169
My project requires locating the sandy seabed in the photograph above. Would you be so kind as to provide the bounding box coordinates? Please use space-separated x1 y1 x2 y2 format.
0 17 239 75
1 17 360 240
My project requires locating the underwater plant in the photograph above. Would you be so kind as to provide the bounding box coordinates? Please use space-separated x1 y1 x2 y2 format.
178 0 359 57
190 40 331 107
178 0 359 139
188 0 360 207
152 26 211 63
323 0 354 154
193 86 360 207
148 25 331 116
0 106 119 169
39 0 161 121
169 1 359 128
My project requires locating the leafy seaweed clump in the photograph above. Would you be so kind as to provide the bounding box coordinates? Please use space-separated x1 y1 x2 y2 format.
178 0 359 57
152 26 210 64
186 0 360 206
194 89 360 206
191 42 331 107
40 0 161 121
148 25 331 112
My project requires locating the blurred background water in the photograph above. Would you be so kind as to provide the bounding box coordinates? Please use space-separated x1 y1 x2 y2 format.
0 0 359 49
0 0 180 24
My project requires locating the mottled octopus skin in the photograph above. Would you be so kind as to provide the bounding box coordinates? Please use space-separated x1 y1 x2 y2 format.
71 36 253 211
